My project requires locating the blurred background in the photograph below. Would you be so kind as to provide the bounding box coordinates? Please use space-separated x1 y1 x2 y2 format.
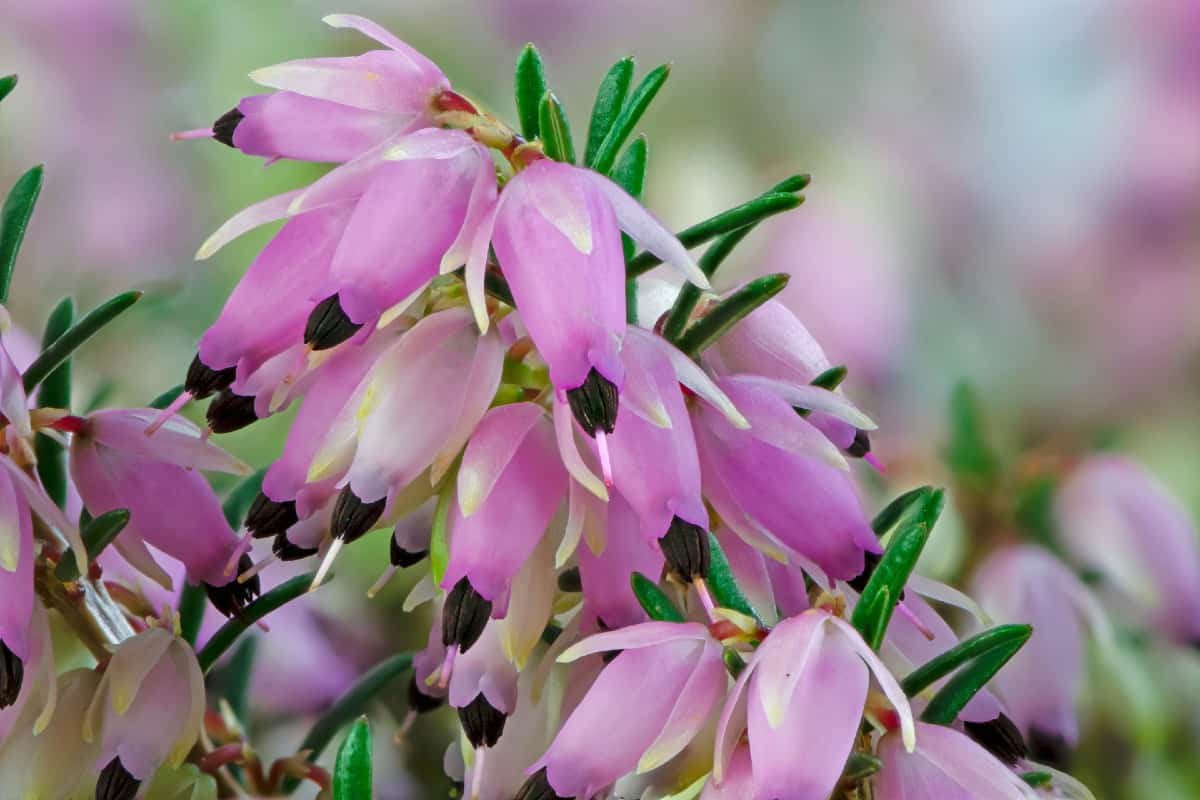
2 1 1198 797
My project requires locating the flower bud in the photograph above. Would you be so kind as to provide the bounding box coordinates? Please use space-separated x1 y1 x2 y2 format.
205 554 261 617
442 577 492 654
331 487 387 544
96 757 140 800
211 108 244 148
457 692 507 748
244 492 299 539
963 713 1028 767
272 533 318 562
184 353 236 400
206 389 259 434
565 368 619 438
304 294 362 351
659 516 711 582
515 768 571 800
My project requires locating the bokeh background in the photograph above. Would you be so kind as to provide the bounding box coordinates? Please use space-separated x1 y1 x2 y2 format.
2 1 1198 797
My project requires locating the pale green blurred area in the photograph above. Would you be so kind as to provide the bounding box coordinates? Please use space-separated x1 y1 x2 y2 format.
3 1 1200 797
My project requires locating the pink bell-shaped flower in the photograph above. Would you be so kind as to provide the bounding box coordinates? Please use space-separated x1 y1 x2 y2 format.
874 722 1037 800
535 621 727 799
83 628 205 794
713 609 916 800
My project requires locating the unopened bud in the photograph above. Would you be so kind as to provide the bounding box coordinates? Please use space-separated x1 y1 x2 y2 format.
407 675 444 714
457 693 507 748
206 390 259 434
205 554 261 617
272 533 318 562
390 536 427 568
304 294 362 351
184 353 236 400
96 757 140 800
660 516 711 582
211 108 244 148
0 641 23 708
442 577 492 653
331 487 387 544
245 493 299 539
565 368 618 437
963 713 1028 766
514 768 571 800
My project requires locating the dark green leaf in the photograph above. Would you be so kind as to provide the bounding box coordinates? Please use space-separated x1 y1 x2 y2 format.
723 647 747 678
1021 772 1053 788
514 44 548 141
222 467 267 528
841 751 883 781
55 509 130 581
35 297 75 507
590 64 670 176
333 717 373 800
631 572 685 622
675 273 789 359
627 190 804 279
22 291 142 392
197 571 321 672
901 624 1032 698
921 626 1031 724
945 381 998 484
706 533 759 621
614 135 648 320
217 636 258 723
0 75 16 104
284 653 413 792
771 173 812 193
810 365 848 391
178 584 207 647
850 489 944 650
149 384 185 411
585 58 634 167
870 486 934 538
537 91 576 164
0 164 44 304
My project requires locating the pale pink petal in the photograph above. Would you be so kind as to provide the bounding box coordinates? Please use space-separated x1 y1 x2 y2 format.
638 639 726 772
828 615 917 751
552 395 608 501
195 189 303 260
731 375 876 430
456 403 544 516
558 621 711 663
95 409 251 474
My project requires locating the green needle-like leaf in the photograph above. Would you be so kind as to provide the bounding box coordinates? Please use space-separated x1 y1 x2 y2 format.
197 572 321 673
35 297 75 508
945 381 998 484
901 624 1033 698
537 91 576 164
870 486 934 538
514 44 548 141
921 626 1031 724
590 64 669 176
706 533 760 621
1021 772 1054 788
284 653 413 792
631 572 685 622
55 509 130 581
627 189 804 279
810 365 848 391
222 468 267 529
149 384 185 410
22 290 142 392
675 273 789 359
851 489 944 650
614 135 648 321
0 75 16 104
333 718 373 800
584 58 635 167
0 164 44 304
178 584 207 648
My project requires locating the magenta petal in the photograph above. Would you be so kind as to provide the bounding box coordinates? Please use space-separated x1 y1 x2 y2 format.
234 92 397 163
558 621 711 663
875 724 1036 800
90 409 250 474
577 492 664 629
448 624 518 713
0 468 34 660
250 50 445 115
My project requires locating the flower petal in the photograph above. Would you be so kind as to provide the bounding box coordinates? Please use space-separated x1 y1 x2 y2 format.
558 621 710 663
828 615 917 752
552 394 608 501
456 403 544 516
195 189 303 260
732 375 876 430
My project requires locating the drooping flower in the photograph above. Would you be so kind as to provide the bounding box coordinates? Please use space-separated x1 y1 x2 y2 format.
577 492 664 630
874 722 1037 800
695 376 880 580
83 628 205 795
535 621 726 799
69 408 257 613
970 545 1109 762
443 402 566 616
713 610 916 800
483 158 708 448
448 622 520 798
1055 455 1200 644
0 462 36 710
194 14 449 163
